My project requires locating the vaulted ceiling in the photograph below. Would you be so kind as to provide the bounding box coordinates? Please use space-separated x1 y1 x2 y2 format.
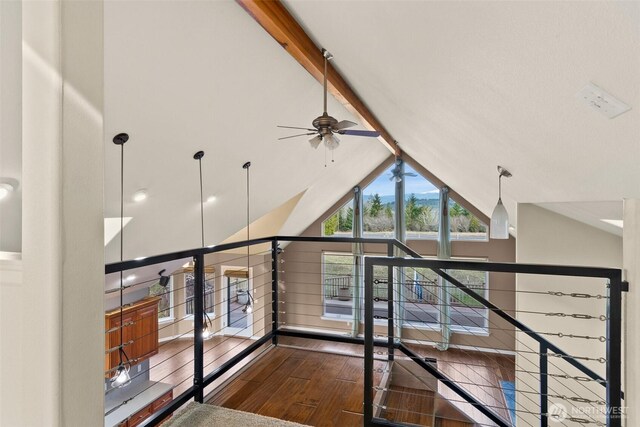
104 0 639 263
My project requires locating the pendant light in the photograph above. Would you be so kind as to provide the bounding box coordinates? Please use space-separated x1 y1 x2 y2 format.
111 132 132 389
242 161 253 314
193 150 213 341
490 166 512 239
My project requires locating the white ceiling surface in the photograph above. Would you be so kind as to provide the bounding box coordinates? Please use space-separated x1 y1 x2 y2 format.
103 1 389 264
285 0 640 233
536 201 623 237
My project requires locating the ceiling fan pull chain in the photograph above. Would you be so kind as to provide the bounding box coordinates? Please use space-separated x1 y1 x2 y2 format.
324 144 327 168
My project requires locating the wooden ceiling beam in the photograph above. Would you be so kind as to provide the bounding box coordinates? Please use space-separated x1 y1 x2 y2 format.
237 0 401 156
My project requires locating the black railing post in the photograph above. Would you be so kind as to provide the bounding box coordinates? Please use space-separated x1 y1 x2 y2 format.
387 242 395 362
193 253 204 403
606 275 624 427
364 258 374 425
271 239 279 345
540 342 548 427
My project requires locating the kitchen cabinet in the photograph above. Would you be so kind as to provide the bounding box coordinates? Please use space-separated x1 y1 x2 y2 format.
105 297 160 375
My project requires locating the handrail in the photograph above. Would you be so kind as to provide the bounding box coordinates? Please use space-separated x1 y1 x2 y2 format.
363 255 625 427
107 235 399 274
365 256 614 386
104 235 624 427
435 267 607 385
106 234 622 279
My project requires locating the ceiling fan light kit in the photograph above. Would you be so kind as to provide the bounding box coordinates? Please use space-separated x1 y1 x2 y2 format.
278 48 380 152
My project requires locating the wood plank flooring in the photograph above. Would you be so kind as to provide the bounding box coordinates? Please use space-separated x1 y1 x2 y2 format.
405 343 515 426
148 336 515 426
149 335 256 397
208 346 384 426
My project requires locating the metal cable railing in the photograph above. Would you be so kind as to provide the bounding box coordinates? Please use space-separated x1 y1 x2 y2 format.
102 235 625 427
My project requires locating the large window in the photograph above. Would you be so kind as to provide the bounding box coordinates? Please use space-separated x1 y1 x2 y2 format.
185 272 215 316
322 252 393 321
149 276 173 321
449 198 488 241
322 253 354 318
404 164 440 239
363 165 395 238
322 199 354 237
448 267 489 332
321 162 489 242
401 258 488 333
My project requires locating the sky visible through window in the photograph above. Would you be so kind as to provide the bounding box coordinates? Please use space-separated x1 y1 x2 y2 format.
323 162 487 240
363 164 439 200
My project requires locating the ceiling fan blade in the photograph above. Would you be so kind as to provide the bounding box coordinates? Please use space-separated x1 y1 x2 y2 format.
337 129 381 137
309 135 323 149
278 132 316 140
333 120 357 130
402 172 418 178
278 125 317 131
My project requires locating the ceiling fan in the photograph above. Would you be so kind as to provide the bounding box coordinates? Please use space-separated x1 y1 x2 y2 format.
389 158 417 182
278 49 380 150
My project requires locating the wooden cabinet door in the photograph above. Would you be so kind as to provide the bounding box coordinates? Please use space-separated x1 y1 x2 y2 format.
135 304 159 362
106 311 136 375
105 297 160 375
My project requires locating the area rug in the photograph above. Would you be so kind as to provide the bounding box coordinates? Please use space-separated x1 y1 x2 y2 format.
500 380 516 425
163 402 311 427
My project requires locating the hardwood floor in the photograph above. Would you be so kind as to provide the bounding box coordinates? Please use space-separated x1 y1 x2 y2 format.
149 335 257 398
278 336 514 425
404 343 515 425
208 346 384 426
205 338 511 426
148 336 514 426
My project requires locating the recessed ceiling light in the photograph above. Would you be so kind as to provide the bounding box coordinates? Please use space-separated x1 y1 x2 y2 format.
206 196 217 203
134 256 146 261
126 274 136 281
132 189 148 202
0 183 14 201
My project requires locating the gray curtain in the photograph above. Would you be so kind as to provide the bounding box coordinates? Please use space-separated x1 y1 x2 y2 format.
436 186 451 350
394 159 406 338
352 186 363 337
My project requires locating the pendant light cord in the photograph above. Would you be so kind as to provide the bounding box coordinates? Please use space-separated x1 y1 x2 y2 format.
242 161 251 300
119 143 124 366
246 164 250 275
198 158 205 247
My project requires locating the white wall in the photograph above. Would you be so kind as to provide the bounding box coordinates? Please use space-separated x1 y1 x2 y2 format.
0 254 22 425
516 204 622 426
0 0 22 253
0 1 104 426
623 199 639 426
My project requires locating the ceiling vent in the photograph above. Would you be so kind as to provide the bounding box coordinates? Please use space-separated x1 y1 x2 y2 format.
576 82 631 119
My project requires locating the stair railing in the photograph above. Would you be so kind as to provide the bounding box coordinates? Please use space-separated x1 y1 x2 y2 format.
363 253 626 427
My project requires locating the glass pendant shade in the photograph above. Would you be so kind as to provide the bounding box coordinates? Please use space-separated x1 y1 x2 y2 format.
110 364 131 389
308 135 322 149
245 304 253 314
323 133 340 150
202 325 212 341
490 198 509 239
